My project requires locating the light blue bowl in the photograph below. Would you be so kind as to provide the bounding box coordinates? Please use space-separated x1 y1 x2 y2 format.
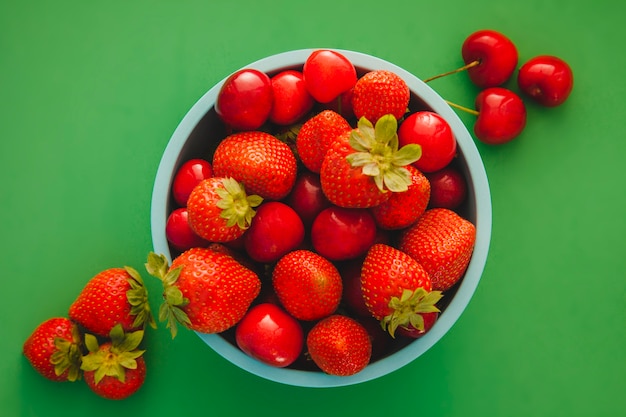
150 49 492 388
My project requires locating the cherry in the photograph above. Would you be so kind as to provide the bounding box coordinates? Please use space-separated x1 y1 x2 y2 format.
269 69 315 125
303 49 357 103
461 29 518 87
285 171 332 227
473 87 527 145
165 207 208 252
235 303 304 368
396 312 438 339
340 259 371 317
426 166 467 209
397 111 457 173
215 68 273 131
244 201 305 263
171 158 213 207
310 206 376 261
424 29 517 88
517 55 574 107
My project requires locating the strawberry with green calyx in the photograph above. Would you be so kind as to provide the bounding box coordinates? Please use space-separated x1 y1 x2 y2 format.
320 114 422 208
145 249 261 338
23 317 83 382
361 243 442 338
399 208 476 291
187 176 263 243
351 70 410 124
81 324 146 400
69 267 156 338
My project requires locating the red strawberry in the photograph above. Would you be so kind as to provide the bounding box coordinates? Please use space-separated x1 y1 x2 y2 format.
370 164 431 230
186 177 263 243
320 115 421 208
69 267 156 337
360 243 442 337
145 249 261 337
306 315 372 376
351 70 410 124
81 324 146 400
295 110 351 173
398 208 476 291
23 317 82 382
272 250 342 321
212 131 298 200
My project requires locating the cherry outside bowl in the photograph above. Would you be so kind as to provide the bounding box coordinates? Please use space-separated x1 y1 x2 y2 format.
150 49 492 388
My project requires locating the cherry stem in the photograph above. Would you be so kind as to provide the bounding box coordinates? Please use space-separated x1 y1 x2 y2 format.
423 60 480 83
445 100 479 116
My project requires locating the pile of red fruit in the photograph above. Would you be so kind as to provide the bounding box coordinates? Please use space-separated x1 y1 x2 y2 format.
160 48 480 376
23 29 574 393
22 267 156 399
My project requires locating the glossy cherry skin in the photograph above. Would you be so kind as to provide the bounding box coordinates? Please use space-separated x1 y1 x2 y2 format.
340 259 371 317
517 55 574 107
235 303 304 368
216 68 273 130
311 206 376 261
165 207 208 252
303 50 357 103
398 111 457 173
461 29 518 88
172 159 213 207
474 87 527 145
396 312 438 339
269 70 315 125
285 171 331 227
244 201 305 263
426 166 467 210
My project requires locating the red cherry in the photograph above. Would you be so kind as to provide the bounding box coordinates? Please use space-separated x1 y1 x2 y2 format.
517 55 574 107
165 207 208 252
244 201 305 263
285 171 332 227
340 259 371 317
397 111 457 173
269 70 315 125
310 206 376 261
216 68 273 130
303 50 357 103
235 303 304 368
474 87 527 145
172 159 213 207
426 166 467 209
396 312 438 339
461 29 518 88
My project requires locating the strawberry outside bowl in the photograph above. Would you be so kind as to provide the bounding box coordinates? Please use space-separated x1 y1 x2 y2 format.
150 49 492 388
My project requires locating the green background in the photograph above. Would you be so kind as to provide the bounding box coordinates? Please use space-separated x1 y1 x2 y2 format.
2 1 624 416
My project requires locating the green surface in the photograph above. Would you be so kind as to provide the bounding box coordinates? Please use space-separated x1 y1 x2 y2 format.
2 0 625 416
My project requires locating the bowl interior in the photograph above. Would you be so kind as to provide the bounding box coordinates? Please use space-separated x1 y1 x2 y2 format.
150 49 492 388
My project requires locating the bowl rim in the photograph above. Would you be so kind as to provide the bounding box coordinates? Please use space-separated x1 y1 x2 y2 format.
150 48 492 388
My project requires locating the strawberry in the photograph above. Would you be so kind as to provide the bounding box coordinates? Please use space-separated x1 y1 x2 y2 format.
81 324 146 400
351 70 410 124
68 267 156 337
272 250 342 321
295 110 351 173
320 114 422 208
186 176 263 243
23 317 82 382
360 243 442 337
306 315 372 376
146 249 261 337
398 208 476 291
370 164 431 230
212 131 298 200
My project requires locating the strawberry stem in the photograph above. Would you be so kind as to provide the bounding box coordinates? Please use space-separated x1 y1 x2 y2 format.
422 59 480 83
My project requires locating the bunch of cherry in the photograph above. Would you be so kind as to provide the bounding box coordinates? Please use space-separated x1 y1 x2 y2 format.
424 29 574 145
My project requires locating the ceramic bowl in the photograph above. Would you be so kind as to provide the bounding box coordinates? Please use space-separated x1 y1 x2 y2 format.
150 49 492 388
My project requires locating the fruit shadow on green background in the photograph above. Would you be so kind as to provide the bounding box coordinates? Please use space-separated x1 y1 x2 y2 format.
2 0 625 416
